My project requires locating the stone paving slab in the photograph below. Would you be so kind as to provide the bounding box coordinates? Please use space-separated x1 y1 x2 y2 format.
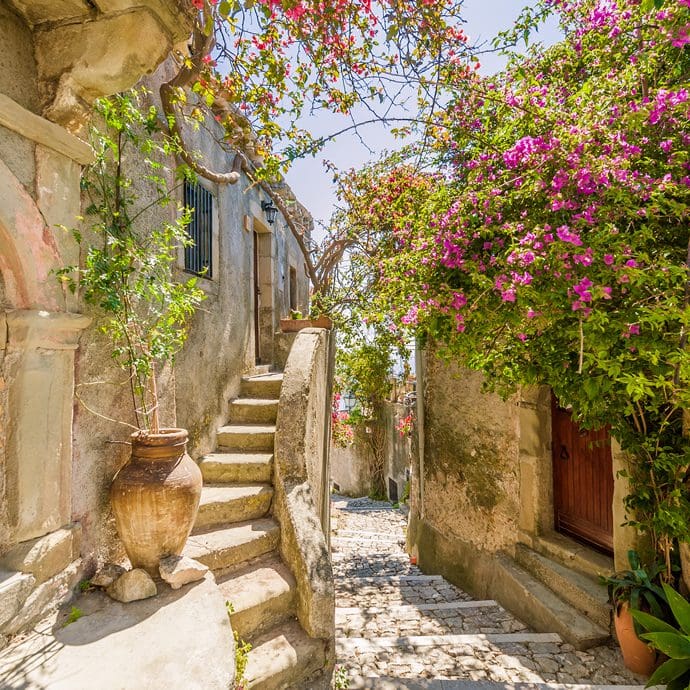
331 496 641 688
347 678 646 690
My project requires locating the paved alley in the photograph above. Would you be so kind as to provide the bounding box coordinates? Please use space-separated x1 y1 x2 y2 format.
331 496 645 690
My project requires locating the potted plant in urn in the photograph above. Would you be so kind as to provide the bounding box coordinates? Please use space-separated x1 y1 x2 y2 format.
58 91 205 575
279 308 333 332
600 550 670 676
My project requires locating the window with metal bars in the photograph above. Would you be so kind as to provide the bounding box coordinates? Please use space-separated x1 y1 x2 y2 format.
183 180 214 278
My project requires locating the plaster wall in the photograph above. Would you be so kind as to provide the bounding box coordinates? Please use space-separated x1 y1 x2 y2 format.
420 352 521 554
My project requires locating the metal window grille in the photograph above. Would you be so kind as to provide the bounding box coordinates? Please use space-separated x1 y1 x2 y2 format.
183 181 214 278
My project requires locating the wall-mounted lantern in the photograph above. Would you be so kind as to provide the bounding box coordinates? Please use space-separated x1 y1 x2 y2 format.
261 199 278 225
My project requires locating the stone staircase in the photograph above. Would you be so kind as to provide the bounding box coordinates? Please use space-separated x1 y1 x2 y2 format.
183 369 327 689
490 535 612 651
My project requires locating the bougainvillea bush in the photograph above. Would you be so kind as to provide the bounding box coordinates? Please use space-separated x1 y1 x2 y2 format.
362 0 690 570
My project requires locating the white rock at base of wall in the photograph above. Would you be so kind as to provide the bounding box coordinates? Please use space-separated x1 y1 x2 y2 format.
106 569 157 603
159 555 208 590
0 570 36 629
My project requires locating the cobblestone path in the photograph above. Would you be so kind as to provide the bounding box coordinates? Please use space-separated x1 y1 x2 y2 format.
331 495 645 690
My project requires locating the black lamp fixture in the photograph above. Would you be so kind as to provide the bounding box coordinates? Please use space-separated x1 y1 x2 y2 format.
261 199 278 225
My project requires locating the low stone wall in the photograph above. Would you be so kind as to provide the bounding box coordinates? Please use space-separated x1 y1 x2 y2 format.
273 328 335 685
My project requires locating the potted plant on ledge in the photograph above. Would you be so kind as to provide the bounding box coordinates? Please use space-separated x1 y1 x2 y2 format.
600 550 669 676
280 308 333 332
59 91 205 576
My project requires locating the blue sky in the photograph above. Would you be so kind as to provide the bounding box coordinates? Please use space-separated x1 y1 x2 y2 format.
284 0 561 230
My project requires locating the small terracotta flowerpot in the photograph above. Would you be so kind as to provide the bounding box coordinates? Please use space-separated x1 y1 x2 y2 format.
614 601 657 676
111 428 202 576
409 555 418 566
279 316 333 332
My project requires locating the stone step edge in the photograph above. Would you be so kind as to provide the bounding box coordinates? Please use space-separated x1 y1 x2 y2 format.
332 536 404 544
335 600 499 617
337 574 445 585
336 632 562 651
346 678 645 690
335 529 406 539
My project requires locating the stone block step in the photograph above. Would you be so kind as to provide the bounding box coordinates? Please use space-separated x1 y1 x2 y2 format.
515 544 610 631
198 453 273 483
241 373 283 400
195 484 273 530
0 570 35 629
229 398 279 424
184 519 279 572
244 619 326 690
336 632 561 654
216 425 276 452
336 600 499 619
347 678 644 690
532 532 614 580
491 554 609 651
218 555 296 640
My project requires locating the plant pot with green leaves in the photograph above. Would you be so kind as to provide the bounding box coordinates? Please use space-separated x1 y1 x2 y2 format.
280 309 333 332
632 582 690 689
600 550 669 676
59 92 206 576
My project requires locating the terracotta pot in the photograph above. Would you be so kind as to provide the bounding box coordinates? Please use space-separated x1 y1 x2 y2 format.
111 428 202 576
614 601 657 676
279 315 333 332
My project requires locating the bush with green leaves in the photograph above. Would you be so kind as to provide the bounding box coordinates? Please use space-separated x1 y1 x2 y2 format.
58 89 205 433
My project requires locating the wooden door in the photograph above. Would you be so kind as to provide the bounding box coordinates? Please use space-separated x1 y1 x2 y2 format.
552 397 614 554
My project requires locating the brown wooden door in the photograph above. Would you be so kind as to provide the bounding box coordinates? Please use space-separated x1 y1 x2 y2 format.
552 397 614 554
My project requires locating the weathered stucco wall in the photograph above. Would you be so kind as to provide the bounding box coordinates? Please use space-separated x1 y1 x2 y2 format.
418 351 521 554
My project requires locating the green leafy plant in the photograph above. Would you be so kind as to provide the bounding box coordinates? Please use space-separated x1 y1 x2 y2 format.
632 583 690 689
333 665 350 689
58 90 205 433
233 630 252 690
289 309 303 319
599 550 669 625
62 606 84 628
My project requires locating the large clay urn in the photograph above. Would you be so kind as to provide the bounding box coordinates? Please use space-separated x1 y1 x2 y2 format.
111 428 202 576
614 601 656 677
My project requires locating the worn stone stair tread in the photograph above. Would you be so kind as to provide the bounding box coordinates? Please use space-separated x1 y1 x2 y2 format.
216 424 276 451
184 519 279 572
515 544 610 631
229 398 279 423
336 600 501 618
217 555 296 639
346 678 645 690
492 554 609 651
195 484 274 529
241 373 284 399
244 619 326 690
337 632 562 652
198 452 273 483
533 533 614 580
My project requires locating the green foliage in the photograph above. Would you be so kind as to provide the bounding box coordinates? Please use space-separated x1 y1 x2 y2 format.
57 89 205 432
233 630 252 690
333 665 350 689
633 583 690 690
62 606 84 628
599 550 669 627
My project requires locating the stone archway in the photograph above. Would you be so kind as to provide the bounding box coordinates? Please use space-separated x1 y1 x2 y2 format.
0 160 89 547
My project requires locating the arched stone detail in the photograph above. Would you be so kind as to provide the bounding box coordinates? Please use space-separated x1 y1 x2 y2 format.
0 157 62 310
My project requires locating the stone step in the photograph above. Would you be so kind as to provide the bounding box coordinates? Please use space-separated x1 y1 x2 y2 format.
184 519 280 572
229 398 279 424
218 555 296 640
337 632 561 653
0 570 35 629
347 678 644 690
515 544 610 631
532 532 614 580
244 619 326 690
491 554 609 651
241 373 283 400
337 574 444 586
216 425 276 452
198 452 273 484
195 484 273 530
336 600 500 619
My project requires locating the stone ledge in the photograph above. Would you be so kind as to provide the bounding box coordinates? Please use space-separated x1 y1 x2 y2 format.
0 572 235 689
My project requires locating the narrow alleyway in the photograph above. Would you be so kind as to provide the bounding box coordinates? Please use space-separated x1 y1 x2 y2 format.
331 495 644 690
